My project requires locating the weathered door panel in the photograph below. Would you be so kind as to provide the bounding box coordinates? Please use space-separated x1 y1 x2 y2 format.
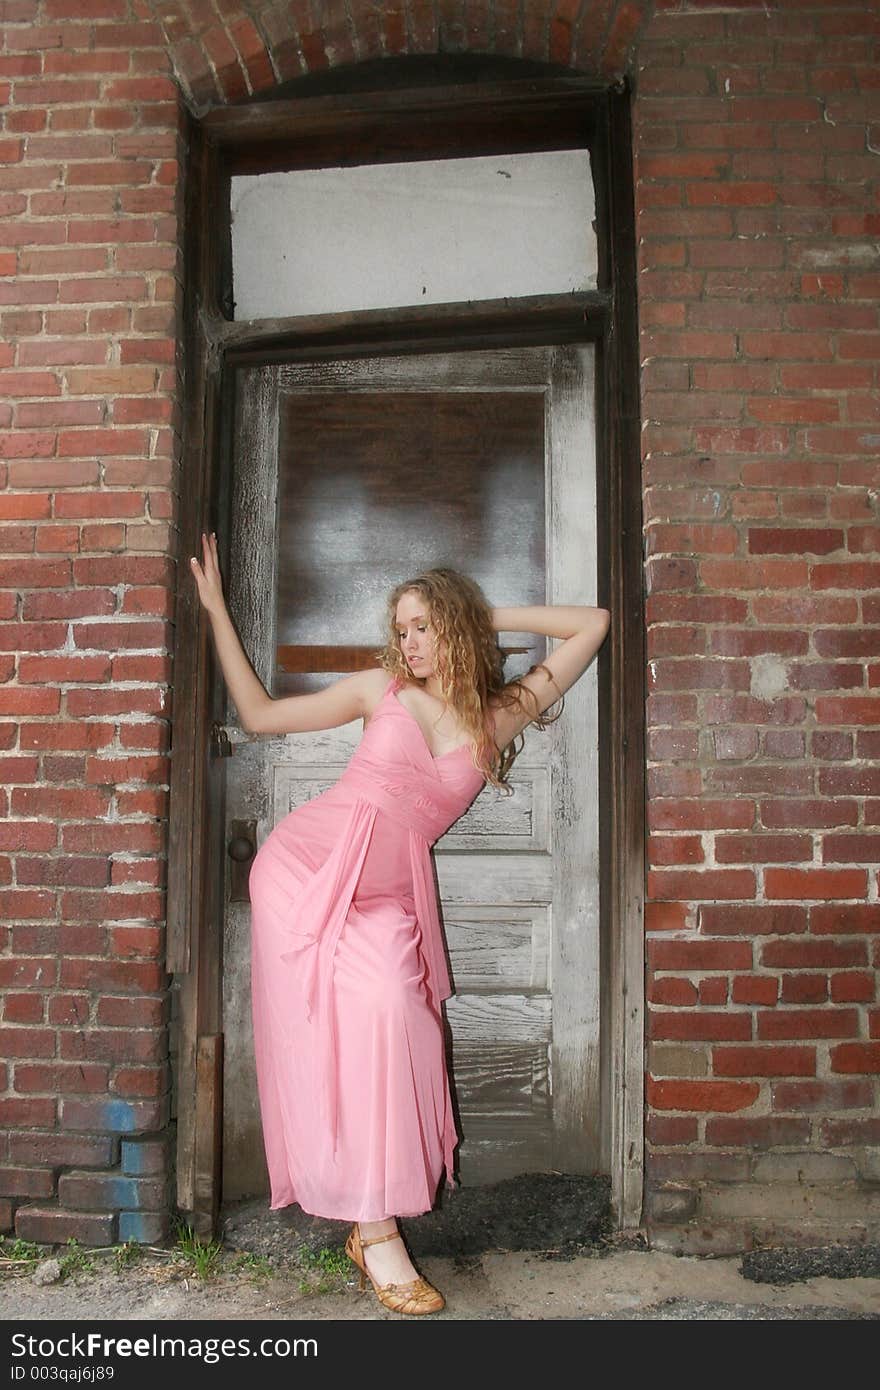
221 348 598 1198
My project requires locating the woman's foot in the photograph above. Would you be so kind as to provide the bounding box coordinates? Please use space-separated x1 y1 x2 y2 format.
357 1218 419 1287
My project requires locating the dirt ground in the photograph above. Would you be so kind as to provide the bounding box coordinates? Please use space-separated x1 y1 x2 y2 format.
2 1215 879 1322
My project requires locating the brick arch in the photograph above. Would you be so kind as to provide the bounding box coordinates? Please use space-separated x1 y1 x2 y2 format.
147 1 649 112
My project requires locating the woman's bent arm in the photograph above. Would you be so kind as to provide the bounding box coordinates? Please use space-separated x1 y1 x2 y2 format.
490 603 611 745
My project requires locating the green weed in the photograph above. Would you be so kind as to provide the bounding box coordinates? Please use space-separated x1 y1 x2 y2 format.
59 1237 94 1280
296 1243 350 1296
0 1236 41 1266
113 1240 143 1273
227 1250 276 1280
171 1218 223 1281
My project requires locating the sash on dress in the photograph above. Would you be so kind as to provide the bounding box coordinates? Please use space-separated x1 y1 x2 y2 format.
275 741 473 1182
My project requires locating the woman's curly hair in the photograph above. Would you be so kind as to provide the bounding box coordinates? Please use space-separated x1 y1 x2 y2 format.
377 567 562 792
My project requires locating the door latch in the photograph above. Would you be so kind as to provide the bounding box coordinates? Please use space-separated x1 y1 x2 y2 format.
228 820 256 902
210 722 233 758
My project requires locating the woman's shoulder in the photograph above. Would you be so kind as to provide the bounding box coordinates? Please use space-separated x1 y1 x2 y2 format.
360 665 397 716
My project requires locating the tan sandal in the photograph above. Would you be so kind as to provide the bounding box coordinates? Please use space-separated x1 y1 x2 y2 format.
345 1223 445 1316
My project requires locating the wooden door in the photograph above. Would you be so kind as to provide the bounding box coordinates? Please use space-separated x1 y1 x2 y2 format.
220 347 599 1199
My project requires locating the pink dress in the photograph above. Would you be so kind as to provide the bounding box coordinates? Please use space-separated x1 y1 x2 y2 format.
248 672 488 1222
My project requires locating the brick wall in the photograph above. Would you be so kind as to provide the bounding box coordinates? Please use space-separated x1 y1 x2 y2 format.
1 0 877 1252
0 0 182 1246
636 1 880 1250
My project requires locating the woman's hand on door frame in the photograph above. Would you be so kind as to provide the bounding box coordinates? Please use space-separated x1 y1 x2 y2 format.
189 531 226 617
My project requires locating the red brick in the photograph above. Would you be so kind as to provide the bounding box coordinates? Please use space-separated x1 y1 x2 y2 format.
4 994 45 1023
709 626 811 663
22 590 115 619
111 1066 167 1098
762 938 868 968
0 889 55 918
60 1096 168 1133
66 688 164 717
829 1042 880 1074
649 800 754 831
647 834 703 867
713 1045 815 1077
47 996 90 1026
18 655 111 684
61 889 163 922
699 977 729 1005
765 868 868 900
14 1063 108 1093
0 1167 55 1199
642 900 689 934
649 868 756 900
0 1028 54 1057
96 996 166 1027
647 594 748 623
14 1206 116 1248
771 1080 873 1113
62 823 163 854
848 527 880 553
0 957 54 988
0 1098 56 1126
781 973 829 1004
649 940 753 971
717 834 811 865
705 1116 811 1147
649 976 699 1006
819 1117 880 1146
812 569 880 598
823 828 878 861
646 1115 699 1145
651 1011 752 1042
811 730 854 760
60 959 165 991
830 971 875 1003
648 1079 759 1113
731 974 779 1006
819 766 880 796
59 1029 164 1065
749 526 845 555
757 1007 860 1040
11 788 111 819
59 1169 167 1211
20 722 114 751
761 799 859 830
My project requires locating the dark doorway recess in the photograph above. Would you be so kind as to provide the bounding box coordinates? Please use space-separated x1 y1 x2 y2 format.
168 61 645 1240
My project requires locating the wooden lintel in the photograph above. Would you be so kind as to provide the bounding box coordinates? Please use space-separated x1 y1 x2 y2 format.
217 291 610 366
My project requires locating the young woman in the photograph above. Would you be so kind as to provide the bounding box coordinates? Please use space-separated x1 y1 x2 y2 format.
190 535 611 1315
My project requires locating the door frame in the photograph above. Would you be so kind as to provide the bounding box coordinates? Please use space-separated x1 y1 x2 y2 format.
168 69 645 1236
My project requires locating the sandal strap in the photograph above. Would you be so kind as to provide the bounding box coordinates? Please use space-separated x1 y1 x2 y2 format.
355 1225 403 1249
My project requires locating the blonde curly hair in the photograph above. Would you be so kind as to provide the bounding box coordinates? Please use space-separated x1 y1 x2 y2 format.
377 567 562 792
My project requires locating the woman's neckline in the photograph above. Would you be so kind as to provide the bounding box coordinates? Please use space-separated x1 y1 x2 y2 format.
389 682 473 762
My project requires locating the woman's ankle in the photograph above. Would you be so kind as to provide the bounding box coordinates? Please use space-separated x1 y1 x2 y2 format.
359 1217 398 1240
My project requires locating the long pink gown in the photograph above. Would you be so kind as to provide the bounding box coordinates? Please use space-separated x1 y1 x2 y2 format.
248 672 488 1222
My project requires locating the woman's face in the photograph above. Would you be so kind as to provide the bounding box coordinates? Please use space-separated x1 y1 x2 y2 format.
394 589 442 678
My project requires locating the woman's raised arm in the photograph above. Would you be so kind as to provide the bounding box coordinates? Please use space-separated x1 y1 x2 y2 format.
189 532 376 735
490 603 611 747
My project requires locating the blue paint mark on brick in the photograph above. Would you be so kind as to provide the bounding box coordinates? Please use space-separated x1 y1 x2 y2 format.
106 1178 143 1208
119 1212 168 1245
101 1099 140 1133
121 1141 147 1175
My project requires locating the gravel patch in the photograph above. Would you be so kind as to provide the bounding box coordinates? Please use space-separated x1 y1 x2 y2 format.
741 1243 880 1287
